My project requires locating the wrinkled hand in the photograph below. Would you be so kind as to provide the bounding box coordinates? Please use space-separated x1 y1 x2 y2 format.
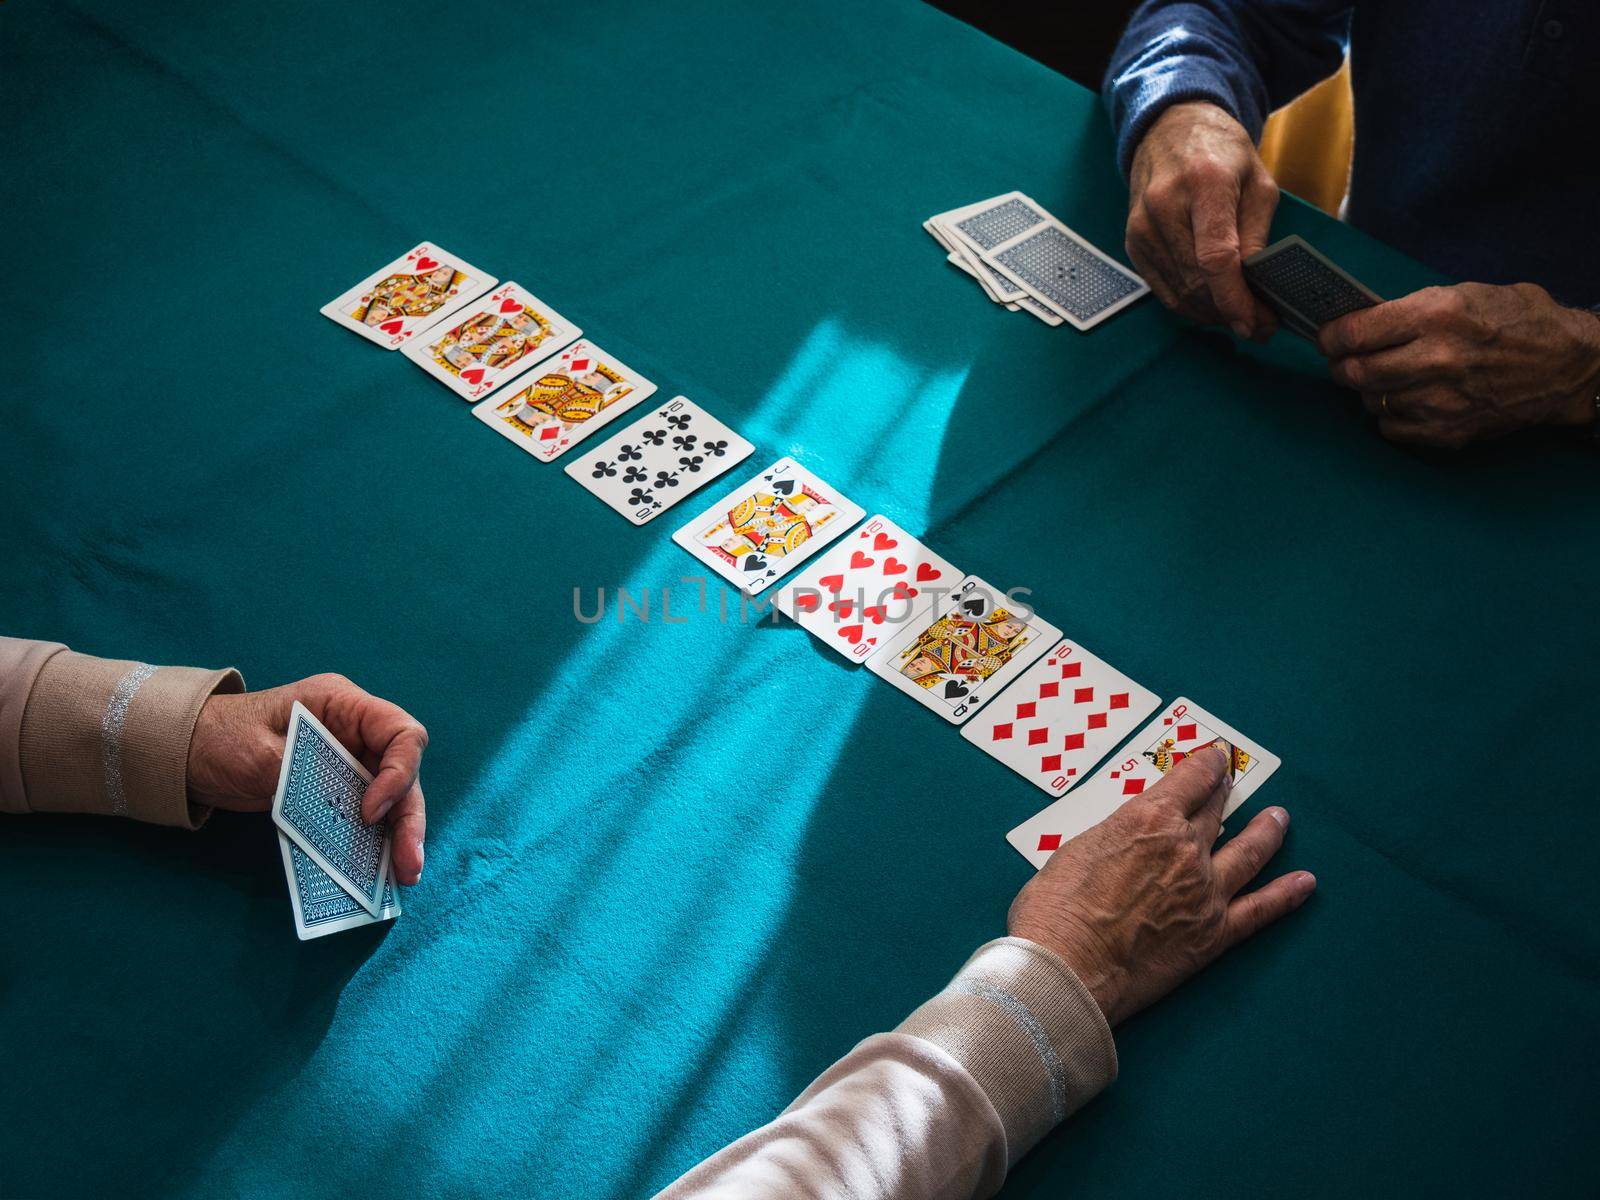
1126 101 1281 339
187 674 428 885
1008 741 1314 1026
1319 283 1600 449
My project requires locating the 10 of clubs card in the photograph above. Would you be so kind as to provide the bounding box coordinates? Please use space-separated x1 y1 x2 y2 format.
564 395 753 525
402 283 580 400
868 576 1059 724
961 640 1160 796
774 514 960 662
671 458 865 595
1005 696 1281 869
320 242 496 349
472 340 657 462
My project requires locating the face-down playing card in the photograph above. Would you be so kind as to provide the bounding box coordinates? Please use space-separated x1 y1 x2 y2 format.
1005 696 1281 869
271 701 392 917
868 576 1059 724
981 220 1148 331
402 283 580 400
279 831 401 940
1242 235 1381 339
564 395 753 525
472 340 657 462
933 192 1048 308
320 242 497 349
773 514 961 662
961 640 1160 796
672 458 865 595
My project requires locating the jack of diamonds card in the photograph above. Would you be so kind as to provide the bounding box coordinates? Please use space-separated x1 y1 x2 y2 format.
773 515 961 662
472 340 656 462
402 282 580 400
671 458 865 595
320 242 497 350
961 640 1160 796
867 576 1059 724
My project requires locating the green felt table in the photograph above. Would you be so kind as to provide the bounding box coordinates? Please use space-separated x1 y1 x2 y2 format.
2 2 1596 1196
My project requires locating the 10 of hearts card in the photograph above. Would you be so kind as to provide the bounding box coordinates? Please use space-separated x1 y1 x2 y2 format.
774 515 961 662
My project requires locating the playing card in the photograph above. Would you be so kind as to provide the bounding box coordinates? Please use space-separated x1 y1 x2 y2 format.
320 242 496 350
270 701 391 916
867 576 1059 724
1243 235 1381 339
961 639 1160 796
773 514 961 662
471 340 657 462
932 192 1048 304
982 220 1149 331
279 831 400 940
671 458 865 595
402 283 580 400
1005 696 1281 869
564 395 753 525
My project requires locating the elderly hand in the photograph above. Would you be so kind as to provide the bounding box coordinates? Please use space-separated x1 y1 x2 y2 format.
1319 283 1600 449
1008 740 1313 1026
186 673 428 884
1126 101 1281 340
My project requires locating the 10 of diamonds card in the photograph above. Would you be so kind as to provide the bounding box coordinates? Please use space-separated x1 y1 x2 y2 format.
773 514 961 662
672 458 864 595
320 242 497 349
402 282 580 400
961 639 1160 796
565 395 752 524
1005 696 1281 869
472 339 657 462
867 576 1059 724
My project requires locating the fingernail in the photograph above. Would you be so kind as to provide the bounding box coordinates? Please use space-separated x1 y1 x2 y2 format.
1268 807 1289 828
372 796 396 824
1209 739 1234 776
1231 321 1251 339
1295 871 1317 897
415 845 424 880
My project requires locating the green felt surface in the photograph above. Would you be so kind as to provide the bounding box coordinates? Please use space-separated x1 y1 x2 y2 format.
2 1 1597 1196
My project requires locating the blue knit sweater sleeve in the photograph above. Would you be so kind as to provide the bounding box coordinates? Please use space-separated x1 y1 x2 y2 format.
1103 0 1354 177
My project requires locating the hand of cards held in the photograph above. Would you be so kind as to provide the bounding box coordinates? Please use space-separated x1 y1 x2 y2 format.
1243 235 1381 339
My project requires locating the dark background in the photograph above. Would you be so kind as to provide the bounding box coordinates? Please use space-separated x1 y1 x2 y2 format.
926 1 1141 88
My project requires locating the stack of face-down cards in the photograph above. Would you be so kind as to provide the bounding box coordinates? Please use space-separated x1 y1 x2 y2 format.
272 702 400 940
924 191 1149 331
1243 234 1382 340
